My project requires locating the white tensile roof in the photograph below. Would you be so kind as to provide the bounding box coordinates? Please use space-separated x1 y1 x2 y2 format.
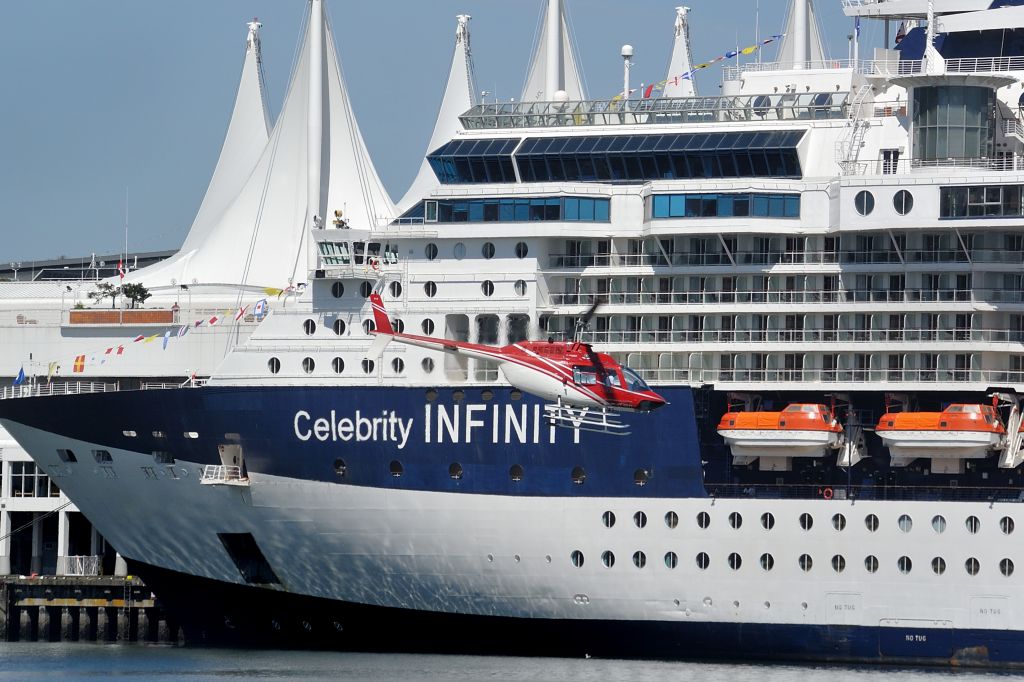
663 7 697 99
397 15 477 215
131 2 394 291
775 0 828 66
521 0 587 102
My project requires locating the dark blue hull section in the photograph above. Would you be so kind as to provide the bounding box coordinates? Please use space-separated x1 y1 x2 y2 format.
135 559 1018 666
0 385 706 498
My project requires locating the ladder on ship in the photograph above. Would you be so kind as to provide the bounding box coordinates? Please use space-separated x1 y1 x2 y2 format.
999 402 1023 468
835 83 874 175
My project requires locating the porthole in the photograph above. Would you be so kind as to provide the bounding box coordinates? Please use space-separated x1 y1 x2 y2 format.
603 511 616 528
393 319 405 333
303 319 316 335
452 390 465 402
664 511 678 529
268 357 281 374
482 242 495 259
510 389 523 400
966 516 980 534
515 241 529 259
865 514 879 532
422 318 435 335
633 551 646 569
331 281 344 298
361 359 375 374
448 462 463 480
760 512 775 530
760 553 774 571
932 557 946 575
302 357 315 374
634 511 647 528
453 242 466 260
333 357 345 376
799 554 813 572
1001 558 1015 577
898 514 913 533
898 556 912 574
333 318 346 336
865 555 879 573
1000 516 1015 535
359 281 372 298
389 281 403 298
481 280 494 297
893 189 913 215
832 555 846 573
571 466 586 485
425 389 438 401
425 243 438 261
664 551 678 569
966 557 980 576
514 280 527 296
799 513 813 531
729 512 743 529
697 511 710 529
634 469 650 486
831 513 846 531
421 357 435 373
481 389 494 401
509 464 524 482
391 358 405 374
570 550 584 568
728 553 742 570
602 551 615 568
424 281 437 298
932 515 946 533
333 458 346 477
389 460 403 477
363 319 376 335
696 552 710 570
854 190 875 216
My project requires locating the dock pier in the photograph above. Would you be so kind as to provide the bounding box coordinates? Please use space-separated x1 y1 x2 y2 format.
0 576 181 644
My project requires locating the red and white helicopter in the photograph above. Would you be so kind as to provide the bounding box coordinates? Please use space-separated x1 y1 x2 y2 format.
366 293 666 434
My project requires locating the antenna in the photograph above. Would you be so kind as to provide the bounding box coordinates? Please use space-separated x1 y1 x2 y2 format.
621 44 634 101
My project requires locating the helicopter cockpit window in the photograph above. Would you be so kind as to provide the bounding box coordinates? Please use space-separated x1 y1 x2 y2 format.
621 366 650 392
573 367 599 385
603 373 621 388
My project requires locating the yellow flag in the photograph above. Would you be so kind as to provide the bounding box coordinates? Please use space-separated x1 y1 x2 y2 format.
264 287 284 297
741 45 758 55
144 334 158 343
47 362 58 380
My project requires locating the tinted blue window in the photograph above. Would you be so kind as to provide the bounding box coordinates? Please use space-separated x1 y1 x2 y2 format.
468 201 485 222
653 195 671 218
578 198 595 221
785 195 801 217
595 199 610 221
752 195 769 216
515 200 530 221
768 195 785 217
564 198 580 221
670 195 686 217
499 200 516 221
718 195 734 216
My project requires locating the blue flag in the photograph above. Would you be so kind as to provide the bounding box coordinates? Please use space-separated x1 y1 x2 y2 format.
13 367 25 386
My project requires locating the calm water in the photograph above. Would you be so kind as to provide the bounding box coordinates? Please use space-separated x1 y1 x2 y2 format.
0 644 1022 681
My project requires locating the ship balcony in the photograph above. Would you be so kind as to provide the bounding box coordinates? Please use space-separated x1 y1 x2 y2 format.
0 381 118 401
199 465 249 487
547 287 1001 307
848 155 1024 176
633 366 1022 388
577 327 1019 346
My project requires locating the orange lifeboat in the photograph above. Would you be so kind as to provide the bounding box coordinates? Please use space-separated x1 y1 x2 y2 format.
717 403 843 463
875 403 1005 466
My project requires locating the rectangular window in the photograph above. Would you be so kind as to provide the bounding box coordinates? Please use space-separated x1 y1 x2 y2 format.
940 184 1024 219
648 193 798 220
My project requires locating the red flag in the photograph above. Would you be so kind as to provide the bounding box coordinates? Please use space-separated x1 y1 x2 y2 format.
118 259 125 281
116 345 124 355
208 315 220 327
73 355 85 373
644 84 655 99
895 22 906 45
104 347 114 355
234 305 249 322
133 334 144 342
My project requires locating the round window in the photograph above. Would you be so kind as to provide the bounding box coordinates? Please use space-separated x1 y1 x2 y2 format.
893 189 913 215
268 357 281 374
389 281 403 298
333 318 346 336
332 357 344 374
421 357 434 373
422 318 435 335
515 242 529 259
359 281 372 298
514 280 527 296
481 280 494 297
303 319 316 335
362 319 376 334
302 357 315 374
854 190 875 216
453 242 466 260
424 281 437 298
425 243 438 261
482 242 495 259
391 358 405 374
361 359 375 374
331 281 344 298
449 462 463 480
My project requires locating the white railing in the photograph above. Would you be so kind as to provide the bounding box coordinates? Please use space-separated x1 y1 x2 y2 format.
0 381 118 400
1005 120 1024 140
580 328 1023 345
549 248 1024 267
200 465 247 485
722 59 920 81
59 555 101 577
549 288 990 306
635 367 1024 386
850 155 1024 175
946 56 1024 73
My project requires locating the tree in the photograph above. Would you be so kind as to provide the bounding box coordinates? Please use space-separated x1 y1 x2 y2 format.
89 282 120 309
121 283 151 309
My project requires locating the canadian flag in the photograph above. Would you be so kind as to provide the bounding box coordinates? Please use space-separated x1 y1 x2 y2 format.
118 259 125 281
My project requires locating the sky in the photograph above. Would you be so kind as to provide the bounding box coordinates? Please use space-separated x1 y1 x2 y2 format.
0 0 859 263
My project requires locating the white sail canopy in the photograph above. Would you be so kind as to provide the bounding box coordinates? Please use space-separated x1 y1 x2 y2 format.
775 0 828 67
397 16 477 215
521 0 586 102
663 7 697 99
131 2 394 290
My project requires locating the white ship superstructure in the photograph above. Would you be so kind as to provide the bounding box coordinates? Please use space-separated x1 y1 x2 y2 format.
6 0 1024 666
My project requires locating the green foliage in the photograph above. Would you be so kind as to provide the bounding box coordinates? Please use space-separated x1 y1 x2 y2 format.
89 282 120 309
120 282 151 309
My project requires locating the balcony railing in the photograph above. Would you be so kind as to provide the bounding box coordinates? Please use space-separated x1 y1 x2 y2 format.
548 288 998 306
546 249 1021 269
633 367 1022 386
199 465 248 486
0 381 118 400
58 555 101 577
722 58 922 81
577 327 1019 345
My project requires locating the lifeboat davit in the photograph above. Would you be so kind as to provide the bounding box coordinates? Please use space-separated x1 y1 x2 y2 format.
717 403 843 468
875 403 1005 470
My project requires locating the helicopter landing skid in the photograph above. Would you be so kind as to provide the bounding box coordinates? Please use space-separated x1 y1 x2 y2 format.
544 401 630 436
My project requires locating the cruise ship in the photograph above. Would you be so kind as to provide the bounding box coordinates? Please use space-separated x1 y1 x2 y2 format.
6 0 1024 665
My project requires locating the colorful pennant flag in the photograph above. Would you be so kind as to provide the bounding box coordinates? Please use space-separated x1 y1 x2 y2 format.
13 367 25 386
133 334 145 343
118 259 125 282
73 355 85 373
177 325 188 338
208 315 220 327
162 331 171 350
254 299 268 320
234 305 249 322
47 362 58 380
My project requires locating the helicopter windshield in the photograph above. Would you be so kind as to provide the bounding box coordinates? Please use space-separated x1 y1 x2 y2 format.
621 366 651 392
